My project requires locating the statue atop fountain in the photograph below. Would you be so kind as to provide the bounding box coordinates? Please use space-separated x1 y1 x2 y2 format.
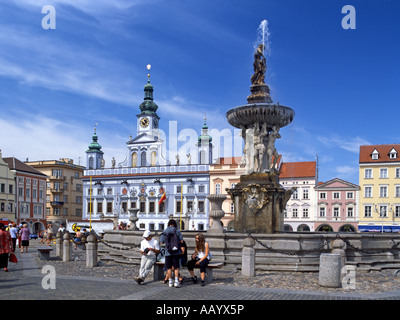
226 21 296 233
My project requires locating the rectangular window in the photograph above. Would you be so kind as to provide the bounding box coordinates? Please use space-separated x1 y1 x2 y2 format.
333 207 339 217
395 186 400 198
303 189 309 200
176 200 181 213
187 186 194 194
395 206 400 218
187 200 193 212
396 168 400 178
159 202 165 213
292 190 298 199
52 169 63 177
107 202 113 213
346 192 354 199
122 202 128 213
140 201 146 213
292 208 298 218
149 201 155 213
319 192 326 199
380 168 388 178
333 192 340 199
365 169 372 179
380 186 388 198
198 185 205 193
319 207 325 217
364 186 372 198
347 207 353 217
364 205 372 217
198 200 205 213
97 202 103 214
302 208 309 218
176 185 182 193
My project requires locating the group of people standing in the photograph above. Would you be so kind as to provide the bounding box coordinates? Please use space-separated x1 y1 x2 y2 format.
6 223 31 253
134 219 211 287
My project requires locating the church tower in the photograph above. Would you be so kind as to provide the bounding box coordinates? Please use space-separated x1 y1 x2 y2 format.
197 116 213 164
127 65 165 167
86 125 104 169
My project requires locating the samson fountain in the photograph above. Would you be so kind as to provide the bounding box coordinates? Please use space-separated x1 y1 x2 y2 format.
226 34 296 233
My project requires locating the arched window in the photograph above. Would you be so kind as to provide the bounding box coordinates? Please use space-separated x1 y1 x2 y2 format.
200 151 206 164
132 152 137 167
88 157 94 169
141 151 146 167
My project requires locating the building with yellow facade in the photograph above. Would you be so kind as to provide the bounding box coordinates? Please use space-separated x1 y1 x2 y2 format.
359 144 400 232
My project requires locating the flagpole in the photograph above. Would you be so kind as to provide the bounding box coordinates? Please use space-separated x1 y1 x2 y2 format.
180 181 183 230
90 176 92 230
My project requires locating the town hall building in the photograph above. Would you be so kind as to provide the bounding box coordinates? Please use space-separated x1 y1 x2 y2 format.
82 70 213 231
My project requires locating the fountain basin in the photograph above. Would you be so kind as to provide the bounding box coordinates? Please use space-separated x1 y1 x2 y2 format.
226 103 295 129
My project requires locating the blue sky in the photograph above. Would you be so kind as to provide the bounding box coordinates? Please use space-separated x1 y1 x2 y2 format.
0 0 399 185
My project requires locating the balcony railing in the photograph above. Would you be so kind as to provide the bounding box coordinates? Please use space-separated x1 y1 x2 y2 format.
50 201 64 206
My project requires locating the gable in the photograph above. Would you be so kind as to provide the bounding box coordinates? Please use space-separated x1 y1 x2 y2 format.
128 133 159 145
315 178 359 190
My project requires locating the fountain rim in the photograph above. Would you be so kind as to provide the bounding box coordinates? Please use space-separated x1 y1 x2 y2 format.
226 102 295 129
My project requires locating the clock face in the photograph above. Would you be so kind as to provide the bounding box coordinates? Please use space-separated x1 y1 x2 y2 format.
140 117 149 128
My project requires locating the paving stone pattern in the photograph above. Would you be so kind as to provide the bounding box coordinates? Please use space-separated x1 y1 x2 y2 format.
1 241 400 300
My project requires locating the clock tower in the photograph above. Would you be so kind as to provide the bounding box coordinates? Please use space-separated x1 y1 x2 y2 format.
127 65 165 167
136 64 160 136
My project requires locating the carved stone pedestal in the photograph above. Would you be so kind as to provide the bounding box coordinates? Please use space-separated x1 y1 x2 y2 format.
227 172 294 234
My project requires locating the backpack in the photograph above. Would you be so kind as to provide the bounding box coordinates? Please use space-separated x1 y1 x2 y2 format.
165 229 180 254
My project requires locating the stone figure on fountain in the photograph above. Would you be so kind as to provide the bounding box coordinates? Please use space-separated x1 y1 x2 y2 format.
225 23 296 233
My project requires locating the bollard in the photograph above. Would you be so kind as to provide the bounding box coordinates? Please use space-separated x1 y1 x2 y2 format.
319 253 341 288
63 231 71 262
55 231 63 257
86 234 98 268
242 237 256 277
331 238 346 277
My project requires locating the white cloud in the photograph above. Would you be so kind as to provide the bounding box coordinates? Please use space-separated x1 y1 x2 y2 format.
317 134 370 153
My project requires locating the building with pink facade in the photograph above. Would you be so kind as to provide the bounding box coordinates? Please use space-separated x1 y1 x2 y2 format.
314 178 360 232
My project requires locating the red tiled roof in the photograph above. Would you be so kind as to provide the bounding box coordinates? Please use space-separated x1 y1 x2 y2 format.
279 161 316 178
3 157 47 177
359 144 400 163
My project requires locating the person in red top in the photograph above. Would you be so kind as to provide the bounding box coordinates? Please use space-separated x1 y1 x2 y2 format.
0 223 13 272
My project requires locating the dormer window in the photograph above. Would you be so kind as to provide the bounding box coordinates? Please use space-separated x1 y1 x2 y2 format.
371 149 379 160
389 148 398 159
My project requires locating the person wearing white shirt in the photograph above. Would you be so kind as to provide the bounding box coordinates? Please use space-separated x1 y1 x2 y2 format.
135 230 160 285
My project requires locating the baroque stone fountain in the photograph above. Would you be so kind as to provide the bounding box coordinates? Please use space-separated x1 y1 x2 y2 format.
226 30 296 234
